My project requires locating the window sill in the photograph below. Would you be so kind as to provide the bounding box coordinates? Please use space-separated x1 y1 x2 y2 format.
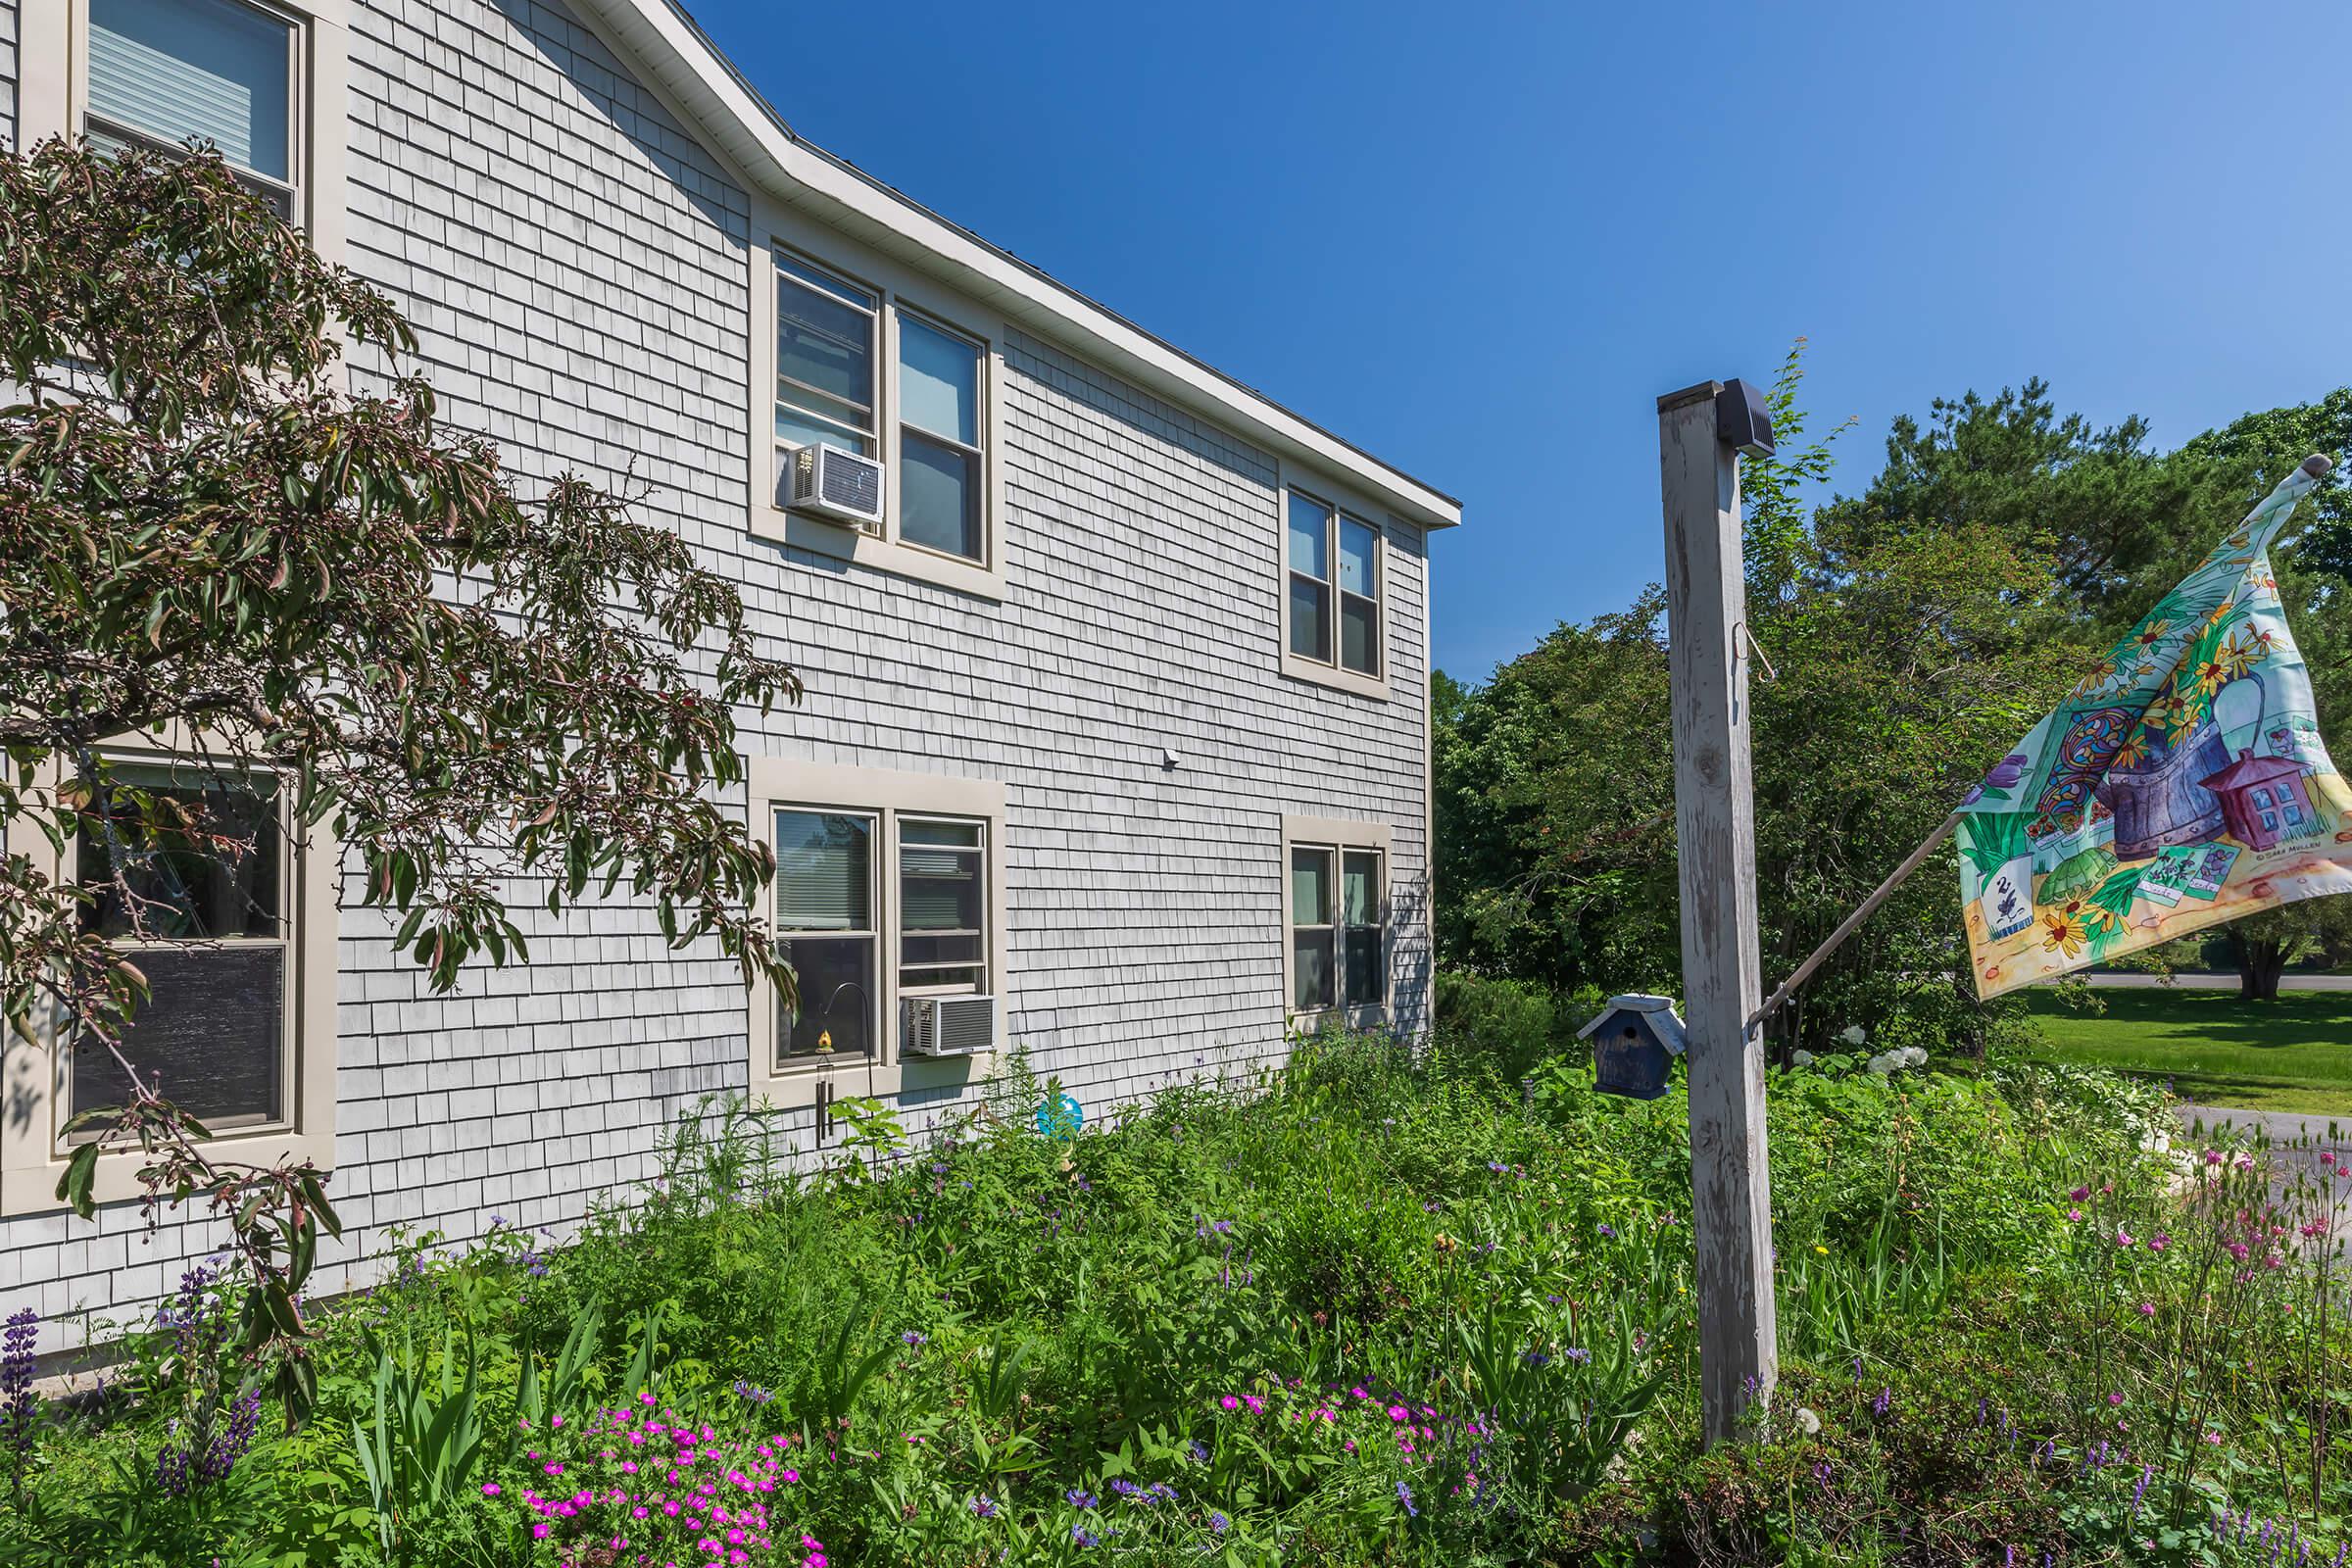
747 1050 994 1117
0 1122 337 1218
753 506 1006 602
1280 650 1390 702
1292 1004 1392 1037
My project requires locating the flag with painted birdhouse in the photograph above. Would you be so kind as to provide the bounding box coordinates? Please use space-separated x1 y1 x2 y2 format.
1958 457 2352 999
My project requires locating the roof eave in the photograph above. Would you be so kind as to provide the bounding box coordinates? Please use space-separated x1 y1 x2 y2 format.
571 0 1462 531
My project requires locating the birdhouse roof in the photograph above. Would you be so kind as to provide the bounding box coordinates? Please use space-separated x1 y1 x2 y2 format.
1577 994 1688 1054
2198 749 2305 794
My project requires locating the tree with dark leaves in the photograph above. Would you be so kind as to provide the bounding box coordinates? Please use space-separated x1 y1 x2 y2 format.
0 140 799 1419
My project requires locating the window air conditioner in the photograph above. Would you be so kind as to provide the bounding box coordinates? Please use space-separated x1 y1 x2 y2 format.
903 995 995 1057
788 442 885 533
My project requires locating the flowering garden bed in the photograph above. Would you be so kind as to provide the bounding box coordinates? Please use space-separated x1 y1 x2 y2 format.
1 1030 2346 1565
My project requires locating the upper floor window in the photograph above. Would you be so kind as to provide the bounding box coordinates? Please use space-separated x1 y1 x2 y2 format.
897 317 984 562
85 0 302 218
769 246 993 571
1288 490 1382 679
774 255 878 458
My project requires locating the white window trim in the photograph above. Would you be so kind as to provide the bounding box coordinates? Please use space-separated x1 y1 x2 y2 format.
745 757 1006 1110
18 0 350 269
1280 814 1394 1029
2 729 340 1217
1277 462 1393 702
749 201 1009 602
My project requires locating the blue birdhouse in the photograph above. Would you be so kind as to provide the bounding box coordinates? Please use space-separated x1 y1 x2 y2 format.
1577 995 1687 1101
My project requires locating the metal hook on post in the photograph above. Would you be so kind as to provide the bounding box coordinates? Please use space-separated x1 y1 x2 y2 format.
1735 621 1778 684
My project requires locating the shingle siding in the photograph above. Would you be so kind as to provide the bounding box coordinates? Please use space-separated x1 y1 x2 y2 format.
0 0 1433 1349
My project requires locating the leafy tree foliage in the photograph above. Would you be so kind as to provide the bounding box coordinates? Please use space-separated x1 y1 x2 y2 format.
1437 350 2352 1047
0 142 798 1413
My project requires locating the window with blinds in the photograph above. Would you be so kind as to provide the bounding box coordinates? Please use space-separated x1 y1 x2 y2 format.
900 817 985 992
773 809 876 1061
70 763 291 1136
85 0 300 218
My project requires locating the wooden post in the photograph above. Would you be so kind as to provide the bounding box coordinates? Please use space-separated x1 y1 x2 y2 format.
1658 380 1777 1446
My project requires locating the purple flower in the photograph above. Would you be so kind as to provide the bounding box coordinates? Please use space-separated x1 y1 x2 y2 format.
1396 1480 1418 1517
969 1494 997 1519
1065 1489 1098 1509
2 1309 37 1456
1208 1511 1230 1534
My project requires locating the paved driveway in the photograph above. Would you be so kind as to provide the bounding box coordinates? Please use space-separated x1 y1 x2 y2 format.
2172 1103 2352 1246
2095 972 2352 991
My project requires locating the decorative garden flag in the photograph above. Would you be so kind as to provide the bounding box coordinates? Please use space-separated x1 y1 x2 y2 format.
1959 458 2352 999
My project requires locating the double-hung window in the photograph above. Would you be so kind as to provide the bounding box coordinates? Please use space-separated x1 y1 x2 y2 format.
900 818 987 995
772 808 879 1060
897 317 985 562
1290 847 1337 1012
70 761 293 1134
83 0 302 219
1285 819 1390 1018
773 255 879 459
748 760 1006 1102
1287 490 1384 679
3 744 339 1215
766 245 994 573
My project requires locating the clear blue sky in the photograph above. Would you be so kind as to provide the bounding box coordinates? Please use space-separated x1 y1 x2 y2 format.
685 0 2352 682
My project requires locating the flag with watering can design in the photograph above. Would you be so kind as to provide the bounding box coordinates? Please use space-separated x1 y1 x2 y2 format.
1958 457 2352 999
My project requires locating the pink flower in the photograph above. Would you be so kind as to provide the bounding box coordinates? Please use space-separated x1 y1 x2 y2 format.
782 1470 799 1485
2148 1234 2170 1252
481 1483 501 1496
2070 1186 2090 1201
2114 1229 2134 1248
1219 1396 1240 1410
1388 1405 1409 1422
2136 1302 2155 1317
2067 1208 2082 1222
2108 1392 2125 1405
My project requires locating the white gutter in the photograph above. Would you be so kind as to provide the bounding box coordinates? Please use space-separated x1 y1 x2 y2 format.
571 0 1463 532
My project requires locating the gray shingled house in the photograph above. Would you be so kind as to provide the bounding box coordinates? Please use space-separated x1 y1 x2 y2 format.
0 0 1458 1350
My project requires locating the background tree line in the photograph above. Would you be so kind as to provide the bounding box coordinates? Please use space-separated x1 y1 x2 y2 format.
1433 345 2352 1053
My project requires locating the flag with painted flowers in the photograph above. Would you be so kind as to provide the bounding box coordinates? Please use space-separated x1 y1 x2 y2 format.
1958 457 2352 999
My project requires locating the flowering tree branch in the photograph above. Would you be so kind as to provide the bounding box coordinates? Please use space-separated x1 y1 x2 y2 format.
0 139 800 1420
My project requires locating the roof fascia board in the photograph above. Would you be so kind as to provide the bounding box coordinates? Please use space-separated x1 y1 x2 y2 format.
570 0 1461 530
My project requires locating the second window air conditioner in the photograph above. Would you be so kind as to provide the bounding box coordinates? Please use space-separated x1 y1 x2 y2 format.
789 442 885 533
903 995 995 1057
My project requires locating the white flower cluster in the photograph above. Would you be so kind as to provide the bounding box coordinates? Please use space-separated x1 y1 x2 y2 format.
1866 1046 1930 1075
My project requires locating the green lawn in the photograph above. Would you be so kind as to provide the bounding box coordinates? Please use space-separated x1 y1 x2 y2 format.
2022 986 2352 1113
